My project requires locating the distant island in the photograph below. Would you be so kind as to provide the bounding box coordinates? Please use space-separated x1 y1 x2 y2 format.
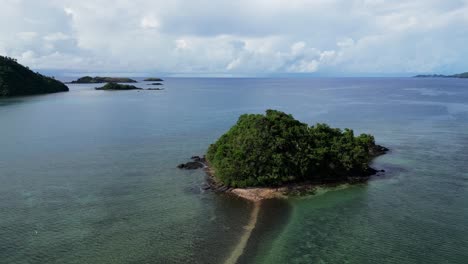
71 76 137 83
0 56 68 97
147 87 164 90
178 110 388 201
95 83 141 90
95 82 163 91
414 72 468 78
147 83 163 85
143 78 164 82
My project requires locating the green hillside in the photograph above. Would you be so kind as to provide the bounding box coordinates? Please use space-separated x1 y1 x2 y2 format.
0 56 68 97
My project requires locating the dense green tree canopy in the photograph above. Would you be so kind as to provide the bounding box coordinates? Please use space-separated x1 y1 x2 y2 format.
0 56 68 97
207 110 382 187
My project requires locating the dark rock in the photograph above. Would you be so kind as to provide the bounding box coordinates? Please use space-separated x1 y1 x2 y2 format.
177 161 204 170
185 162 204 169
146 88 164 90
347 176 370 184
370 144 389 157
190 155 207 163
177 155 208 170
217 186 229 192
366 167 378 175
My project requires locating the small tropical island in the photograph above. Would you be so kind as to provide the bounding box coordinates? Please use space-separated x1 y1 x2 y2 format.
414 72 468 78
95 83 141 90
143 78 164 81
178 110 388 201
95 82 163 91
0 56 69 97
71 76 137 83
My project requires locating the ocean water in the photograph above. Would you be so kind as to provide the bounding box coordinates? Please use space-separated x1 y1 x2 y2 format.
0 78 467 263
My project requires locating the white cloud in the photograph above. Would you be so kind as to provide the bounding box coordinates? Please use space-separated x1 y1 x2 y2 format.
140 15 160 29
337 38 354 48
319 50 337 64
291 42 306 56
64 7 73 16
226 58 241 70
1 0 468 75
175 39 189 50
43 32 71 42
21 50 36 60
287 60 319 73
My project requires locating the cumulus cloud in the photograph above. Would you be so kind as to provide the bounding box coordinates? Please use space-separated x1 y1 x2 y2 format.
1 0 468 75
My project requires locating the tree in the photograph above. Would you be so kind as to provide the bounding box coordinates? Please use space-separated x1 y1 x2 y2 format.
207 110 381 187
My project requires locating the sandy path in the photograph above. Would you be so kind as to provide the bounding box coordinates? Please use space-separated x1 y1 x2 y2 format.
223 201 260 264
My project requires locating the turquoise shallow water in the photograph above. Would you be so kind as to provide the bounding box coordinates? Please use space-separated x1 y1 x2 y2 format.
1 78 467 263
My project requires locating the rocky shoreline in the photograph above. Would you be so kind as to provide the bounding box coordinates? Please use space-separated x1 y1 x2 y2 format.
177 145 389 202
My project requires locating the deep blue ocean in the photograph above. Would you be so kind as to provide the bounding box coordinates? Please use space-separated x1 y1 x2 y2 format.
0 78 467 263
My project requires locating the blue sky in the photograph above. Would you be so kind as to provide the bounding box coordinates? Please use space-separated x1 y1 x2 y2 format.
1 0 468 76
